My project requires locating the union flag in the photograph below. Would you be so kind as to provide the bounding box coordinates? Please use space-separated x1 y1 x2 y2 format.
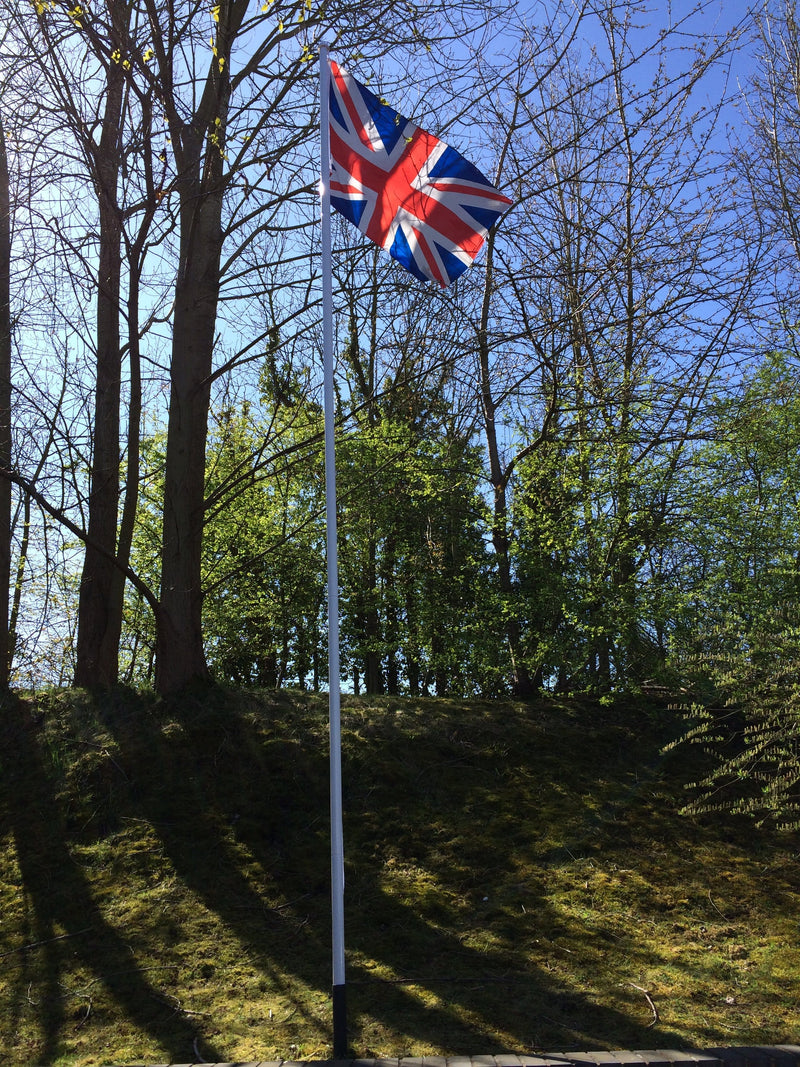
328 60 513 288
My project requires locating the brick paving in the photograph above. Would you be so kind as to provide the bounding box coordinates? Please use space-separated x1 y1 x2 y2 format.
127 1047 800 1067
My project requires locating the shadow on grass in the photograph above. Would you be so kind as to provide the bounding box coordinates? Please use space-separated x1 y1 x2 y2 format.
0 695 225 1065
92 688 690 1056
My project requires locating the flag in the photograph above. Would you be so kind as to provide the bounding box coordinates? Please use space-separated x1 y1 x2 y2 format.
328 60 513 288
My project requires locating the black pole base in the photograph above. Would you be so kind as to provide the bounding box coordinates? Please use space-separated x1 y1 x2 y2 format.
332 982 347 1058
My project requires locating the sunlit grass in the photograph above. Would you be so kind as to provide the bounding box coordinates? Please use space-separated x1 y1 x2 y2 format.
0 687 797 1065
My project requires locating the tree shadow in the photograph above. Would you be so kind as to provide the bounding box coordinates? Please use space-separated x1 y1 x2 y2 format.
97 689 691 1057
0 696 225 1065
334 700 693 1053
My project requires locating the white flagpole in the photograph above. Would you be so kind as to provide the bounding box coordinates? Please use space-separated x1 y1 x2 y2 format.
319 41 347 1059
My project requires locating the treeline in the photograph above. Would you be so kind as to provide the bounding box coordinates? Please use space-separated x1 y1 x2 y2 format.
121 345 800 700
1 0 799 703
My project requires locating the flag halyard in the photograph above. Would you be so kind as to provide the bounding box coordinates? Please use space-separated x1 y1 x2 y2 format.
328 60 513 287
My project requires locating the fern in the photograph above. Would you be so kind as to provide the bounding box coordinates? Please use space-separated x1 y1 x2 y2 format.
670 606 800 830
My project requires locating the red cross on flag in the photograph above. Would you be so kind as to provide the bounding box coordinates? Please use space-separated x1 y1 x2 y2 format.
328 60 513 288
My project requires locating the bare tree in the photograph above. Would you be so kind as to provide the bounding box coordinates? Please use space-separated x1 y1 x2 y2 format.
6 0 167 686
3 0 516 693
467 0 753 691
146 0 516 692
739 0 800 325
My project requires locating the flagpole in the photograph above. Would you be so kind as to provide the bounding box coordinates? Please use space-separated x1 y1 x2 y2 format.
319 40 347 1060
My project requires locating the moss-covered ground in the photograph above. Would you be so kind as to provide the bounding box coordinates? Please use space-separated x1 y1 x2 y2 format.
0 687 797 1065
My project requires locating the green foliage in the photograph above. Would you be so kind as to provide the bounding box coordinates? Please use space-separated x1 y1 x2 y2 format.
668 351 800 827
336 411 492 697
671 605 800 830
116 339 800 725
672 351 800 654
118 432 165 684
202 398 326 689
511 401 687 693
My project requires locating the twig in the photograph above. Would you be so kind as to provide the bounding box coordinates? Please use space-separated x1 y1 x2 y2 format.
628 982 659 1027
74 994 93 1030
0 928 93 959
349 975 514 986
151 992 211 1018
708 890 728 919
26 977 94 1027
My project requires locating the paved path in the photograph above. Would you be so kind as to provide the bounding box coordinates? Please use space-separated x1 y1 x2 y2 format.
127 1046 800 1067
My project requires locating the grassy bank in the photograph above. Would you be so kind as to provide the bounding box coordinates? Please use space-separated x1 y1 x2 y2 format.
0 687 797 1065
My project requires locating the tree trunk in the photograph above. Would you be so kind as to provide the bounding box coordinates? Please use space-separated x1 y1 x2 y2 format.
155 189 219 691
363 537 384 694
382 534 399 694
74 8 127 688
152 0 248 693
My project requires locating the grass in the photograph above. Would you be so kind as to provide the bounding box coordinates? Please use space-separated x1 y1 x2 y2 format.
0 686 797 1066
